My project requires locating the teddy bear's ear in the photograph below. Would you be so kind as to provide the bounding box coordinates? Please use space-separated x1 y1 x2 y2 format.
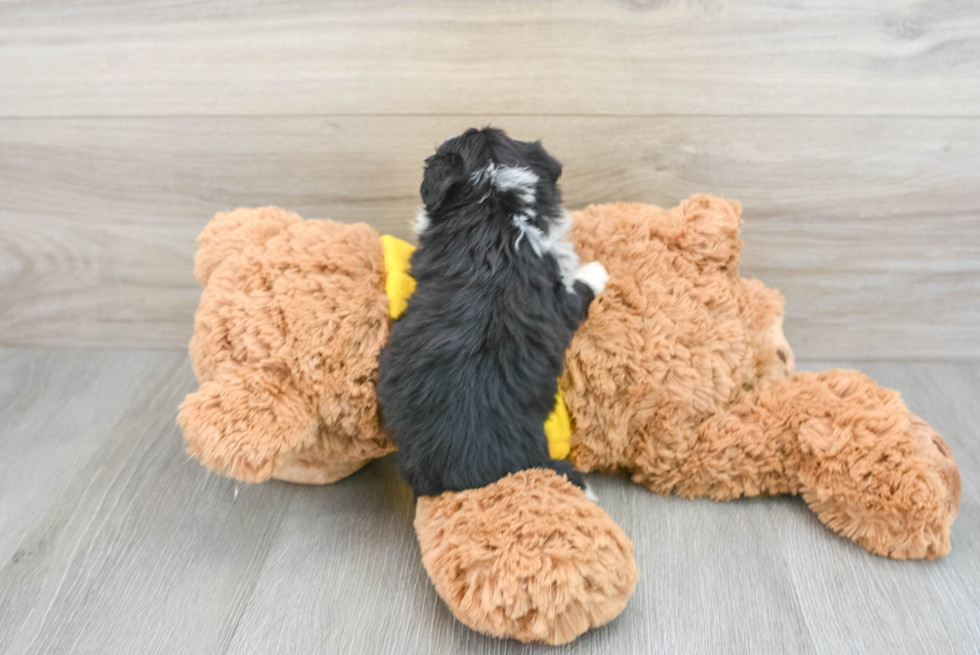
194 207 302 286
669 195 743 271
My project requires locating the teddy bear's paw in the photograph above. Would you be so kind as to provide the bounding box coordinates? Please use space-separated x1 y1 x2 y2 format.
798 409 961 560
414 469 638 645
271 448 372 485
177 367 318 483
908 415 961 523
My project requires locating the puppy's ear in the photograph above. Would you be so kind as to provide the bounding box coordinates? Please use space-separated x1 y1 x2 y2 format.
420 151 465 210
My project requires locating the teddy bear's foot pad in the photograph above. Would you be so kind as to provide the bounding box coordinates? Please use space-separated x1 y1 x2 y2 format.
414 469 639 645
271 452 371 485
800 404 961 560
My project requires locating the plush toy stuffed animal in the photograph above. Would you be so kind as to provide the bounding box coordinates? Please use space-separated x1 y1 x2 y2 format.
178 195 961 645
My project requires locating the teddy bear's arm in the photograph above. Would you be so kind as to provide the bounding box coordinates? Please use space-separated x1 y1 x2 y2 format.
177 366 318 483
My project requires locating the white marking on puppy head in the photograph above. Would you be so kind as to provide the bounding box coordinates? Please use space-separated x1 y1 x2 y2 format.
470 163 491 183
470 164 582 290
471 164 538 205
491 165 538 204
575 261 609 295
413 207 430 237
584 484 599 503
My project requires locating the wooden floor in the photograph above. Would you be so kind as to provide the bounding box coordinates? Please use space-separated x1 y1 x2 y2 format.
0 347 977 655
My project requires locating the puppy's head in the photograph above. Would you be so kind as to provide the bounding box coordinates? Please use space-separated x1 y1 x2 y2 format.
417 127 564 241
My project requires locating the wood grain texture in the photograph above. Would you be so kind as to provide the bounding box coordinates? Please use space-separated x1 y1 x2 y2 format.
2 0 979 117
0 350 978 654
1 116 978 357
0 348 182 567
0 350 295 655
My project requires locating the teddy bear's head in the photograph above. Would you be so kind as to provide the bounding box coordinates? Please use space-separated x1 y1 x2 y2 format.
178 207 396 483
562 195 794 477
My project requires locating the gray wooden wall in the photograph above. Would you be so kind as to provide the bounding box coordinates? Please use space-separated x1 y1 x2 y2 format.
1 0 978 358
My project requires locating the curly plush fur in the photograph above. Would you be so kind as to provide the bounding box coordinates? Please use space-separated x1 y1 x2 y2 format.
178 195 961 644
563 197 959 559
415 469 638 645
179 207 394 482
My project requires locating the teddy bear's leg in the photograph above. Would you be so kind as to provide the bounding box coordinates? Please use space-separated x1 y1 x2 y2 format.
415 469 639 645
177 365 318 483
653 369 960 559
792 370 960 559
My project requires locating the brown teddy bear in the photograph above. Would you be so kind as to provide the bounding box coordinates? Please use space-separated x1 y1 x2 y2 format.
178 195 961 645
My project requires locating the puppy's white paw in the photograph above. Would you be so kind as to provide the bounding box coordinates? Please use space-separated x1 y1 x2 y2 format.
575 261 609 295
584 483 600 503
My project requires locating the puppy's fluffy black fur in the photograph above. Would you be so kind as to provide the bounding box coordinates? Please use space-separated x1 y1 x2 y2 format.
377 127 604 497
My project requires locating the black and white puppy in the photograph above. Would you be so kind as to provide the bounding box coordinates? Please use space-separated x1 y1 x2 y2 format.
377 127 608 498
